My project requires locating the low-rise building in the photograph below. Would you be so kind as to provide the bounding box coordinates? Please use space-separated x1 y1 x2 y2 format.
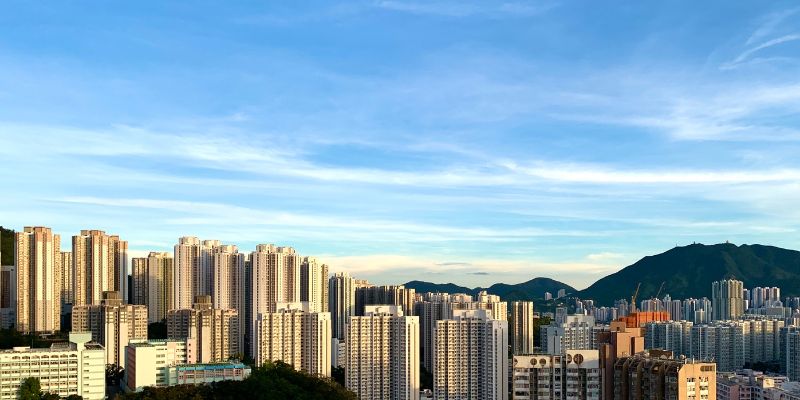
0 332 105 400
512 350 602 400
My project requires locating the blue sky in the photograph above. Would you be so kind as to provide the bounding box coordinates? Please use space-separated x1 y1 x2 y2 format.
2 1 800 289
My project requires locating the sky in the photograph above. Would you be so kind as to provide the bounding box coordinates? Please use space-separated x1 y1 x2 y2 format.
1 1 800 289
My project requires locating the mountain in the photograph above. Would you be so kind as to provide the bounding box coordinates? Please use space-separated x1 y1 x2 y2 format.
405 277 576 301
577 243 800 306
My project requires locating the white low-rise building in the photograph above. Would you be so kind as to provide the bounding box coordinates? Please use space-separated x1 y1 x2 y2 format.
0 332 105 400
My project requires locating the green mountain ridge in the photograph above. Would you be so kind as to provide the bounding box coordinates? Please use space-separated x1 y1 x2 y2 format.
405 277 576 301
407 243 800 306
577 242 800 306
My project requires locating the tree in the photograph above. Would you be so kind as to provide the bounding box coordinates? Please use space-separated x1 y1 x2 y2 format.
331 366 345 387
18 377 42 400
65 395 84 400
106 364 125 386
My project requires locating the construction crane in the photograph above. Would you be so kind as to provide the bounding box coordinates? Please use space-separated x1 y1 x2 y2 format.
631 282 641 313
655 281 666 299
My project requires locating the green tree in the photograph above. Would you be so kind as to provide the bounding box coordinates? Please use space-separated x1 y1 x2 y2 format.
106 364 125 386
18 377 42 400
331 366 345 387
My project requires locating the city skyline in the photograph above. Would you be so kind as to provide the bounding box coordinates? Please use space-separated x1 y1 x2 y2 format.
3 2 800 288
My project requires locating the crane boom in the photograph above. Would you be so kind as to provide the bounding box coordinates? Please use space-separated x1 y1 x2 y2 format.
631 282 641 312
655 281 666 299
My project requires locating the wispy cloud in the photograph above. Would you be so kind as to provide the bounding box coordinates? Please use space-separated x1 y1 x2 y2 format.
371 0 555 18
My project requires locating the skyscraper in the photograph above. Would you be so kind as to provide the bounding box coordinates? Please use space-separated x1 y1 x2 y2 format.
72 229 128 305
212 245 244 314
167 295 241 363
614 352 716 400
15 226 61 333
173 236 201 310
509 301 536 355
59 251 73 306
355 284 415 316
253 302 331 376
72 291 148 366
329 272 355 341
300 256 328 313
248 244 303 357
433 309 508 400
712 279 745 321
346 305 420 400
131 251 174 323
172 237 227 310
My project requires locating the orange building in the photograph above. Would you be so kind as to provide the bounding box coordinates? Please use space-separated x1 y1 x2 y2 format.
615 311 670 328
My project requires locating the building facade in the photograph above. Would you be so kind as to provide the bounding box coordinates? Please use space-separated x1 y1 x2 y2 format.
345 305 420 400
253 302 331 377
433 309 508 400
512 350 602 400
167 295 241 363
510 301 536 355
713 279 745 321
614 353 716 400
329 272 355 340
72 229 128 305
0 332 105 400
72 291 148 366
132 251 174 323
15 226 61 333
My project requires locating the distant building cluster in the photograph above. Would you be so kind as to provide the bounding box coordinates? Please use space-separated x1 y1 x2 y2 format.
3 226 800 398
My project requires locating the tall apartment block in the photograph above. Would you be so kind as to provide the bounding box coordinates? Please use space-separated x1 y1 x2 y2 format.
329 272 355 340
211 244 245 341
0 332 105 400
541 315 604 354
416 292 507 372
614 352 716 400
59 250 73 306
167 295 241 363
132 251 174 323
712 279 745 321
785 327 800 381
0 264 14 329
72 291 148 366
248 244 302 357
355 284 415 317
300 256 328 313
512 350 602 400
345 305 420 400
253 302 331 377
172 237 227 310
644 320 694 357
596 322 645 400
433 309 508 400
510 301 536 355
72 229 128 305
15 226 62 333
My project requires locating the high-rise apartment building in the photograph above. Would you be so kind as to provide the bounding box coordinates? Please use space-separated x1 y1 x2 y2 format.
512 350 602 400
433 309 508 400
597 322 645 400
346 305 420 400
0 264 14 329
15 226 61 333
644 320 694 357
248 244 303 357
72 291 148 366
712 279 745 321
167 295 241 363
416 292 507 372
253 302 331 377
541 315 604 354
132 251 174 323
72 229 128 305
59 250 73 306
300 256 328 313
211 245 244 310
356 284 415 317
614 352 716 400
510 301 536 355
329 272 355 340
0 332 105 400
172 237 227 310
785 327 800 381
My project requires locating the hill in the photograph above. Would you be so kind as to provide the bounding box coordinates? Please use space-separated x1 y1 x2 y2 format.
405 277 575 301
577 243 800 306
